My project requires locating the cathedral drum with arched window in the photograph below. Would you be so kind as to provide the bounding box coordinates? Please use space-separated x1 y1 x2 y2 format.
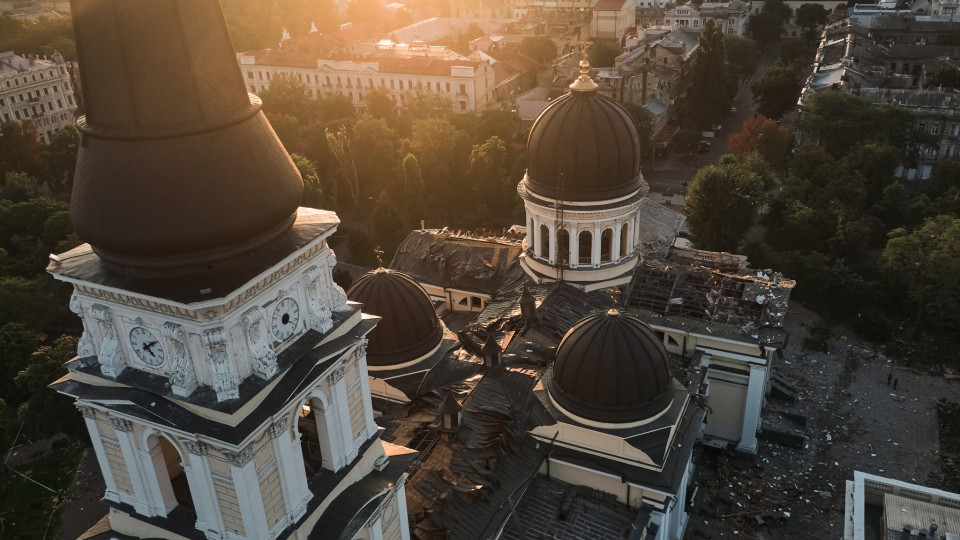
518 58 650 292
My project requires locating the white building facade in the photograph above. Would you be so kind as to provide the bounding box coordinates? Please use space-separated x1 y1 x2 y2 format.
0 51 77 143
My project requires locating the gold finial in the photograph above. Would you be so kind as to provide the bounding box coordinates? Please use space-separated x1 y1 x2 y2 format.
374 246 384 268
607 286 622 315
570 42 598 93
578 40 592 62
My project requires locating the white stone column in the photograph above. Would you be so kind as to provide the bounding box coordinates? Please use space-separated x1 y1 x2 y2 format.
368 508 385 540
592 225 601 266
613 224 623 262
268 418 310 521
570 226 579 268
737 365 767 454
111 417 161 516
147 438 178 513
78 405 119 501
180 440 226 538
329 365 357 464
225 444 270 539
533 220 542 258
548 225 557 264
397 476 411 540
356 344 378 440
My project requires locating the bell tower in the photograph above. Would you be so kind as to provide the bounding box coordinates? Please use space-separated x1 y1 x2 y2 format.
48 1 411 539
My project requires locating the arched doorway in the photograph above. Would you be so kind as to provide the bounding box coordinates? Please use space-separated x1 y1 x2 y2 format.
557 229 570 265
295 396 336 479
578 231 592 265
147 434 193 513
600 229 613 263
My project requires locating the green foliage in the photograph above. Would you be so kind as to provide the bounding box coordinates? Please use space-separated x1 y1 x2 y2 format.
0 171 40 203
0 15 76 60
351 115 398 199
795 3 828 41
520 36 558 63
325 126 360 209
686 20 737 129
779 39 810 66
751 62 802 119
740 238 779 269
260 73 316 120
0 121 42 179
588 41 621 68
0 323 38 406
724 35 759 79
15 335 84 439
346 228 377 267
291 153 328 209
727 116 791 174
928 67 960 89
364 87 398 121
41 125 81 196
880 215 960 329
267 113 300 152
373 191 405 258
622 103 655 157
685 158 766 250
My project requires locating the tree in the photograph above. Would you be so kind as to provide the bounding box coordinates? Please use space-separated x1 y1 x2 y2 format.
291 153 328 209
372 191 405 257
325 126 360 209
401 153 426 222
778 39 810 67
727 115 790 173
928 67 960 89
350 115 398 199
724 35 759 79
622 103 655 158
259 73 316 120
751 62 802 119
468 136 509 212
41 125 81 196
880 215 960 329
795 4 828 42
686 20 736 129
0 322 37 406
15 335 85 439
588 41 621 68
364 87 398 121
684 158 766 250
266 113 300 152
0 121 42 179
520 36 558 63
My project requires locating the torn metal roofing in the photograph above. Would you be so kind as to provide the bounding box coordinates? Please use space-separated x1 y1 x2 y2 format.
389 229 524 295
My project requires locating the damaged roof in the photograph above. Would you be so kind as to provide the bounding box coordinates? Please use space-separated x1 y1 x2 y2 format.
390 229 524 296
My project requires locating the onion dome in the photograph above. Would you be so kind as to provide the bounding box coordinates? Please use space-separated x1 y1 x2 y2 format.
549 308 673 425
347 269 443 368
525 59 645 203
68 0 303 275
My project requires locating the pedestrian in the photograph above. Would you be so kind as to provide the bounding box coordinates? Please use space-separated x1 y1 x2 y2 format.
887 373 892 386
893 378 899 390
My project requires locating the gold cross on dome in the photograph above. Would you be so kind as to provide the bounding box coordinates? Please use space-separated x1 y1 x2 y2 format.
578 41 593 62
374 246 384 267
607 286 622 310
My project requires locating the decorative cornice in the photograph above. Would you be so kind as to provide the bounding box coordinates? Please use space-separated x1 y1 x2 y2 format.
267 417 289 440
329 365 345 385
224 444 255 467
181 440 208 456
109 417 133 432
77 404 97 419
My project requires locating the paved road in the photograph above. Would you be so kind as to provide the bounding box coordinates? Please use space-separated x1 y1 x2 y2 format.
642 47 780 195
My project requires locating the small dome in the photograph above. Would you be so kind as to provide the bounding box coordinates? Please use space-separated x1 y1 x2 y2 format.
347 269 442 368
549 309 673 425
526 89 644 202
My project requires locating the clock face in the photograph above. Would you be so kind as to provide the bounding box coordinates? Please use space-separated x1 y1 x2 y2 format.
129 327 165 367
271 298 301 341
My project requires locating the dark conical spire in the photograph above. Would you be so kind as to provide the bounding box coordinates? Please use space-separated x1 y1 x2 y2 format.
69 0 303 276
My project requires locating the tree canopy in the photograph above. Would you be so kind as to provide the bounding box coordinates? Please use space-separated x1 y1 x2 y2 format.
685 19 737 129
751 62 803 119
684 157 766 251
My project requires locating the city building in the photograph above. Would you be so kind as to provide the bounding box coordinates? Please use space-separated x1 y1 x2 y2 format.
50 2 412 539
844 471 960 539
661 0 751 35
590 0 638 41
238 40 496 113
0 50 77 143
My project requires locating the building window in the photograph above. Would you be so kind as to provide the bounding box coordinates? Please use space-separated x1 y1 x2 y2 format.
247 71 254 79
931 123 940 135
600 229 613 263
398 80 403 90
540 224 550 259
459 83 466 94
446 82 451 92
578 231 592 265
557 229 570 265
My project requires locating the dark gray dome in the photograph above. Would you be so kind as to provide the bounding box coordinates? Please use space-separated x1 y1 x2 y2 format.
347 269 442 368
549 309 673 424
526 90 643 202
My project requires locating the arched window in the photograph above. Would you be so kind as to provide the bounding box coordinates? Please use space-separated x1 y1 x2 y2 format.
557 229 570 265
578 230 592 265
540 224 550 259
620 223 630 257
601 229 613 263
146 434 192 513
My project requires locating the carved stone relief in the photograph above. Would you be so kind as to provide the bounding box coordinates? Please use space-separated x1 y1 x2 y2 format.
90 304 126 377
267 417 289 440
109 417 133 432
162 322 198 397
302 266 333 333
224 444 254 467
180 439 208 456
202 328 239 401
329 365 345 385
69 293 97 358
327 249 351 312
241 306 278 379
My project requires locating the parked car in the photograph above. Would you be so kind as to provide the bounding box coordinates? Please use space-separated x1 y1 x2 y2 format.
697 141 711 154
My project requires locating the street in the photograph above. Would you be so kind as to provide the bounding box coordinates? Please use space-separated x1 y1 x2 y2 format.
641 47 780 196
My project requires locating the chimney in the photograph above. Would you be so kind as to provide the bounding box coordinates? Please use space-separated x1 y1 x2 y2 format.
520 283 538 327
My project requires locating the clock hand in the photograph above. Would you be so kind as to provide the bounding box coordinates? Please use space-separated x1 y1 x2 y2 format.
143 341 158 355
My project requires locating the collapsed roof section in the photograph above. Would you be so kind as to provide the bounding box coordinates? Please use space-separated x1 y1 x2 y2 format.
390 229 525 296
